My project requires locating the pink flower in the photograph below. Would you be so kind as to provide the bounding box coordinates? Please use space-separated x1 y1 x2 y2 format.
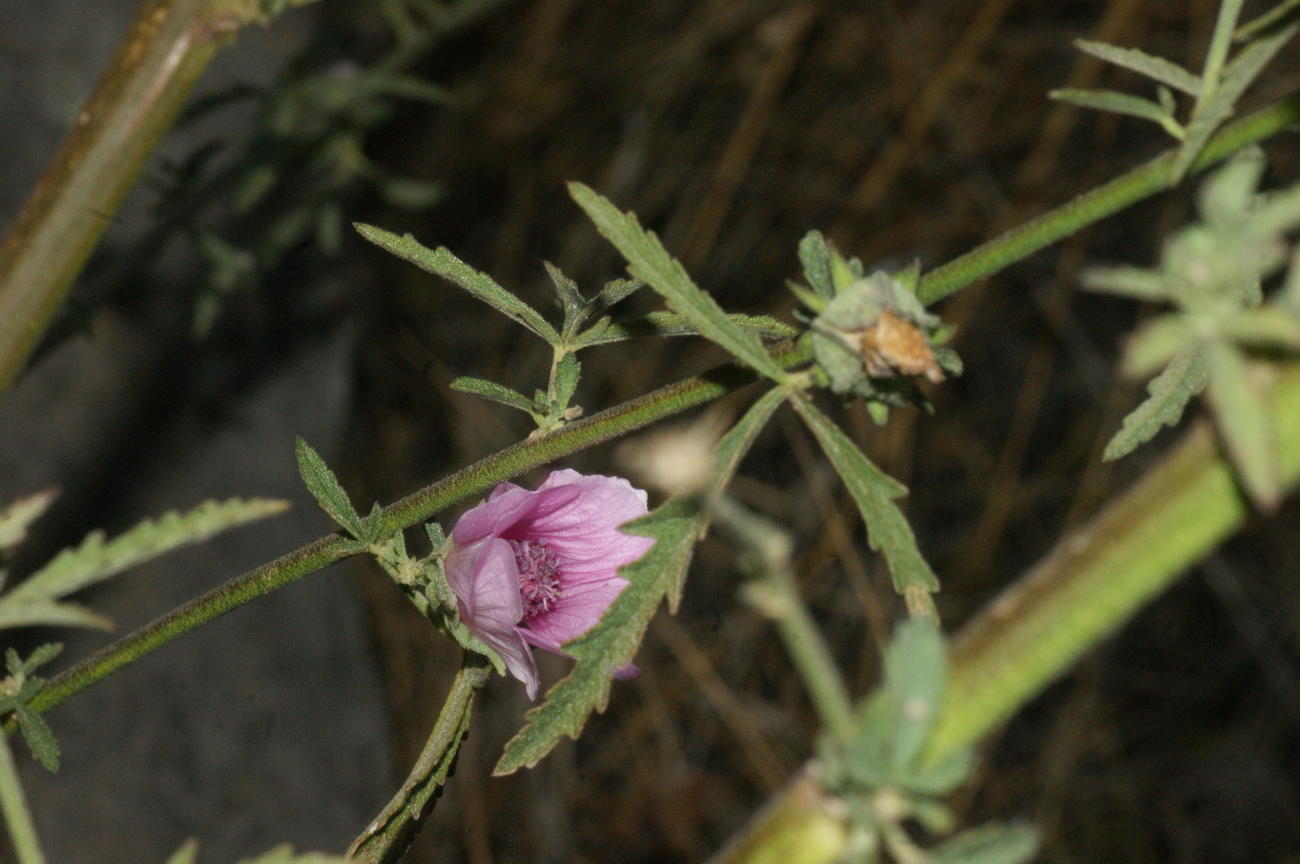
445 469 654 700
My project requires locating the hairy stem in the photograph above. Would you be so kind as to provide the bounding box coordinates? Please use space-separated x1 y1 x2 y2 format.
30 343 806 716
0 735 46 864
0 0 318 394
347 657 491 864
917 90 1300 305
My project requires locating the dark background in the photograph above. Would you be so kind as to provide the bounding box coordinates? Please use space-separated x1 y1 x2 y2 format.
1 1 1298 862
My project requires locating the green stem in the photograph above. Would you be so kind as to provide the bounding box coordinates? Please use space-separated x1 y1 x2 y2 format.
30 342 808 717
347 657 491 864
0 0 317 394
710 365 1300 863
917 90 1300 306
0 735 46 864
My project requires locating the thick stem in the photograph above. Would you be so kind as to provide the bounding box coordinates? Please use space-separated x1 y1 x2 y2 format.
0 0 317 394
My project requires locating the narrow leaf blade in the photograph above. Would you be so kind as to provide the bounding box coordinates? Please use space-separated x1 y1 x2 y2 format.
0 489 59 552
1104 349 1209 460
568 183 787 381
355 224 560 343
449 377 538 414
295 437 364 538
1073 39 1201 95
576 311 796 348
1049 88 1181 132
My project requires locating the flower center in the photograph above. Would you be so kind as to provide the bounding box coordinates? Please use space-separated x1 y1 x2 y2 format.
510 539 561 622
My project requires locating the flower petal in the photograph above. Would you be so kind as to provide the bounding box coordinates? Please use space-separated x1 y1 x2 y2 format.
445 536 540 699
522 576 630 650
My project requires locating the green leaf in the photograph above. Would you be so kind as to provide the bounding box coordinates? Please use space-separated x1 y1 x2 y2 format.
0 489 58 552
234 845 350 864
882 618 947 770
163 839 199 864
1198 147 1266 224
14 704 59 772
354 224 560 343
1221 306 1300 348
3 498 289 614
449 377 538 415
926 824 1040 864
1172 24 1297 182
493 386 787 774
1072 39 1201 95
1236 0 1300 41
295 437 364 539
1049 88 1183 137
593 278 644 311
568 182 788 381
544 261 586 333
576 311 797 348
788 394 939 600
551 353 581 412
901 747 975 796
798 231 836 299
1122 314 1198 378
1105 348 1208 461
1205 341 1280 508
0 600 111 632
1080 266 1169 302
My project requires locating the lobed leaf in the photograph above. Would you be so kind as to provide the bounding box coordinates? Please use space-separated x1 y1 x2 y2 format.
354 224 560 343
3 498 289 610
568 183 788 381
1104 349 1209 461
1072 39 1201 95
788 393 939 601
494 387 787 774
295 437 364 539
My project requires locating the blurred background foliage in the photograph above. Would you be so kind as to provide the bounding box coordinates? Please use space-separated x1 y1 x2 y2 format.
4 0 1300 862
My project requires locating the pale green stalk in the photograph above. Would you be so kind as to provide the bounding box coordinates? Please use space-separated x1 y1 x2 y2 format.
0 735 45 864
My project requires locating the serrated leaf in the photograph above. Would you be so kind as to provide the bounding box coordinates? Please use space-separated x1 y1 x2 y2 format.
1172 25 1297 182
1049 88 1183 136
552 353 581 412
788 394 939 600
799 231 836 299
1105 348 1208 460
883 618 947 769
493 387 786 775
449 377 538 415
0 489 58 552
163 839 200 864
1073 39 1201 95
1205 341 1280 508
576 311 797 348
926 824 1040 864
593 278 644 311
14 703 59 772
354 224 560 343
4 498 289 609
295 437 364 538
1080 266 1169 302
568 183 787 382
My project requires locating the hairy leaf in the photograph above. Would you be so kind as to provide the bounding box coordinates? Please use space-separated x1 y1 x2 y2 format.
449 377 538 415
3 498 289 612
355 224 560 343
552 353 581 413
14 703 59 772
1104 348 1208 460
494 387 786 774
1073 39 1201 95
568 183 787 381
0 489 58 552
576 311 796 347
295 437 364 538
798 230 836 299
788 393 938 600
